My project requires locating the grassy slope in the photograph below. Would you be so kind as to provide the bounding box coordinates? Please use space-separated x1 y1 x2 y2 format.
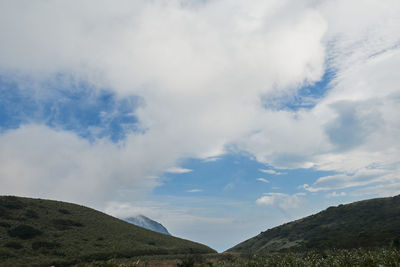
229 195 400 253
0 196 215 266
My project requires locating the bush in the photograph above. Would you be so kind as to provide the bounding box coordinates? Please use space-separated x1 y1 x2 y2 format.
25 209 39 219
0 249 16 259
4 242 23 249
32 241 61 250
7 225 43 239
0 196 25 210
53 219 83 230
0 221 11 228
0 207 9 218
177 255 196 267
58 209 71 214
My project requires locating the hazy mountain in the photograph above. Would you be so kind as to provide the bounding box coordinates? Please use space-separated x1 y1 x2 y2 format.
124 215 170 235
0 196 215 266
229 195 400 253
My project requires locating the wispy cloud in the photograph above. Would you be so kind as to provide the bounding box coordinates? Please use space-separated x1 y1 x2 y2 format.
166 167 193 174
259 169 286 175
223 183 235 191
256 178 270 183
202 157 221 162
186 189 202 193
301 169 390 192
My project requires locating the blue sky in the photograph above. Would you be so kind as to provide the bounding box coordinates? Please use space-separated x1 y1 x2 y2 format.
1 0 400 252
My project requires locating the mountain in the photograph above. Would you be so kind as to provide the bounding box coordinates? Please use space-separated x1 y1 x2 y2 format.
229 195 400 253
0 196 216 266
125 215 171 235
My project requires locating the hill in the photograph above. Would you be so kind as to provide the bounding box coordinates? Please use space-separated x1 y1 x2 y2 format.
124 215 171 235
228 195 400 253
0 196 215 266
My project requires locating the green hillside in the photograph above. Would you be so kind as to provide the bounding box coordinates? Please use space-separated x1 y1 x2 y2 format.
0 196 215 266
229 195 400 254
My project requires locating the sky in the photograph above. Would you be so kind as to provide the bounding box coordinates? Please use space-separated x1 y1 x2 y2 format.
0 0 400 252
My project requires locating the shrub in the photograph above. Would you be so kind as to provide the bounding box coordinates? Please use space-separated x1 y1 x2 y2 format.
0 207 9 218
25 209 39 219
177 255 196 267
58 209 71 214
4 242 23 249
7 225 43 239
53 219 83 230
0 249 16 259
0 221 11 228
0 196 25 209
32 241 61 250
392 238 400 250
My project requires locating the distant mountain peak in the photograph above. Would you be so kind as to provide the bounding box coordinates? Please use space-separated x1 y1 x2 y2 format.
124 215 171 235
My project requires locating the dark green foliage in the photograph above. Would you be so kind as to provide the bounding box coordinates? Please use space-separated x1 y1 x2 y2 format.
71 249 400 266
7 224 42 239
216 249 400 267
0 221 11 228
0 195 215 266
229 195 400 253
59 208 71 214
25 209 39 218
0 196 25 209
0 207 8 218
392 237 400 250
177 255 196 267
4 241 23 249
53 218 83 230
32 241 61 250
0 249 16 260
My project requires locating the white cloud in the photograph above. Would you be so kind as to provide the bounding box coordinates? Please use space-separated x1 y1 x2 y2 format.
202 157 221 162
259 169 286 175
223 183 235 191
0 0 328 204
303 167 398 193
256 178 270 183
0 124 187 209
256 192 306 210
256 195 276 206
350 182 400 198
187 189 202 193
166 167 193 174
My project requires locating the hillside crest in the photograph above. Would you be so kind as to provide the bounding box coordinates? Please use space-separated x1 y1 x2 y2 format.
228 195 400 253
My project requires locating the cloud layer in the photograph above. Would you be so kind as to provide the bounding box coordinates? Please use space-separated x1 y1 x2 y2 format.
0 0 399 239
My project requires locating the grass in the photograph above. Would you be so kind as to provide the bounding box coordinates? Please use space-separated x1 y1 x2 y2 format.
71 249 400 266
0 196 216 266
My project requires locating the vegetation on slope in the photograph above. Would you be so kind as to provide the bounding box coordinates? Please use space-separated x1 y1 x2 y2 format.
73 248 400 266
0 196 215 266
229 195 400 253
